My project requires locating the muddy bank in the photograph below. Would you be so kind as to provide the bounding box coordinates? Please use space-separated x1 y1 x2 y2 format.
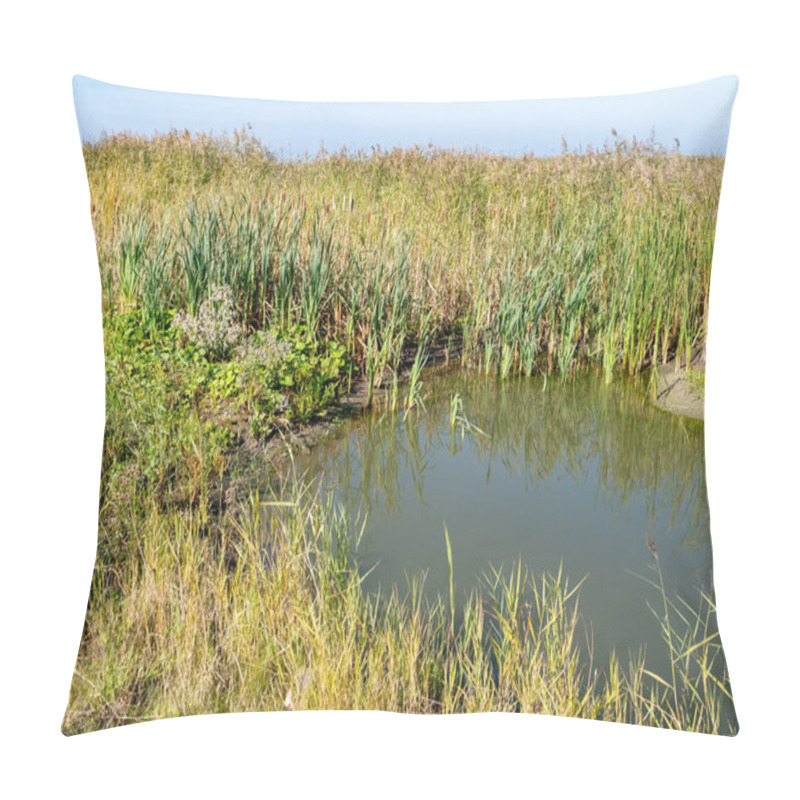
650 358 705 421
277 342 459 456
222 343 460 498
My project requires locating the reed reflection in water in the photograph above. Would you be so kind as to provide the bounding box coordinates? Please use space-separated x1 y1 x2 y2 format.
299 367 713 674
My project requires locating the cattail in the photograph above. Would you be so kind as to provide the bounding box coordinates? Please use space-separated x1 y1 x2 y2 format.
646 533 658 561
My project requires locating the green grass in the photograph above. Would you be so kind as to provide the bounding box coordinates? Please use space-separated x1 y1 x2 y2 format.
687 365 707 394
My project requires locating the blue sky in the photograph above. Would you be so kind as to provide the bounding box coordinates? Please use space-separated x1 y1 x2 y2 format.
73 75 738 158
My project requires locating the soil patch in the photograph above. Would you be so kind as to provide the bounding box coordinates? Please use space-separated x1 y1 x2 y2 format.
650 357 705 421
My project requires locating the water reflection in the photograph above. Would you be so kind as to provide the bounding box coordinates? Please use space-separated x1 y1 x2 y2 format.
300 367 714 674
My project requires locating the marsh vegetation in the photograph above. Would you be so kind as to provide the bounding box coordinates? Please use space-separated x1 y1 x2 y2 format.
63 132 735 735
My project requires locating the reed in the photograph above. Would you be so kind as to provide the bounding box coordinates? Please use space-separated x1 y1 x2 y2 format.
403 309 434 417
85 132 722 380
116 215 149 312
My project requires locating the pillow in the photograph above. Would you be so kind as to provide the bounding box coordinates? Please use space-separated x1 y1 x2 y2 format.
64 75 739 735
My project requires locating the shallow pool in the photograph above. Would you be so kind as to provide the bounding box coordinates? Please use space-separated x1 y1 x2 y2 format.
300 366 717 677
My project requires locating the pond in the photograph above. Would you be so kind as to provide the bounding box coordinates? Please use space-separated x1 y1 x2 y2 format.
299 366 716 678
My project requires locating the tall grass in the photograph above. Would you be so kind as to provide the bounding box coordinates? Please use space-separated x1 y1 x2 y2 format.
86 131 723 380
63 471 735 734
403 309 434 417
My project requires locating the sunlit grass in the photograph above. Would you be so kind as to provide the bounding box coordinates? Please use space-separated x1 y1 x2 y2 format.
63 472 735 735
85 131 722 381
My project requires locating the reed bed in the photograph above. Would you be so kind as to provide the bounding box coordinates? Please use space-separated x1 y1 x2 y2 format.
85 131 723 383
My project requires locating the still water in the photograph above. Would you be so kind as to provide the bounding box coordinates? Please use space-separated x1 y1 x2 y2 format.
300 367 715 676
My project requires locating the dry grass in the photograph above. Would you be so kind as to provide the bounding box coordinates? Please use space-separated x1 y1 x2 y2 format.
63 473 736 735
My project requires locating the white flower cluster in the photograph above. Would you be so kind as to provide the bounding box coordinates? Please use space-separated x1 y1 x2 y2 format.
173 284 244 359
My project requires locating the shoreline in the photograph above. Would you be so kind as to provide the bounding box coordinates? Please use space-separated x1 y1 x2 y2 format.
247 352 705 471
649 359 705 421
223 343 460 498
225 352 706 500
